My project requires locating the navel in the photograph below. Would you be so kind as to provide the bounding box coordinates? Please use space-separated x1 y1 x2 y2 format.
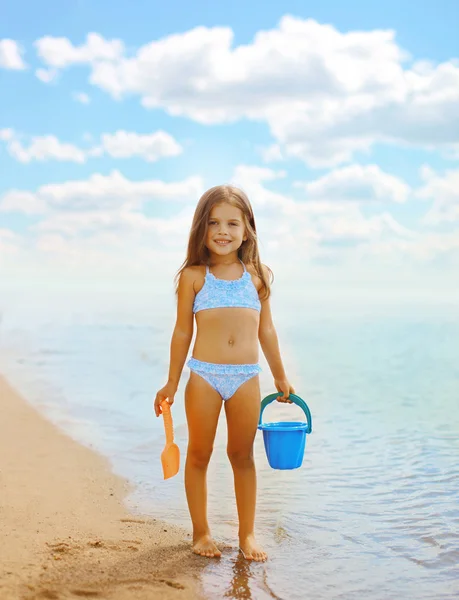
228 337 235 346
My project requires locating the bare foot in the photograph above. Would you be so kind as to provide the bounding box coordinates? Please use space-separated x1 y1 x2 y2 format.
192 533 221 558
239 534 268 562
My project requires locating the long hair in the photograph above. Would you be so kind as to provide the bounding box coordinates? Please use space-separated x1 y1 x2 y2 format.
174 184 273 300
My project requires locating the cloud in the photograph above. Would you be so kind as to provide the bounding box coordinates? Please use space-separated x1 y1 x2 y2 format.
35 67 57 83
73 92 91 104
0 170 204 215
260 144 284 163
34 18 459 166
228 164 416 260
99 130 183 161
6 135 87 164
0 128 14 141
35 32 124 68
0 129 183 164
0 228 21 259
0 129 87 164
417 166 459 224
0 191 47 215
32 205 195 240
0 39 26 69
1 165 458 290
294 164 410 203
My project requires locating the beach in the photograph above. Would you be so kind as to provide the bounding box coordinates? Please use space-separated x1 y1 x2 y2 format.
0 373 204 600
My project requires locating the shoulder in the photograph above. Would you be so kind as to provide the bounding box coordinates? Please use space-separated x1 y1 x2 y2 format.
180 265 206 294
246 262 271 278
181 265 204 278
246 262 272 292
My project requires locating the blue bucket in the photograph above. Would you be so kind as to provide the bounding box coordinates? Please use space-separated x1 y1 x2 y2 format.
258 393 313 470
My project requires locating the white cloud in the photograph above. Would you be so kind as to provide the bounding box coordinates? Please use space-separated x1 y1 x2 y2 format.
100 130 183 161
0 170 204 215
362 230 459 261
73 91 91 104
0 39 26 70
35 67 57 83
34 18 459 166
33 205 194 239
260 144 284 162
0 128 183 164
0 228 21 258
417 166 459 224
229 164 415 258
0 128 14 141
1 165 458 295
9 136 86 164
0 190 47 215
35 32 124 68
294 164 410 203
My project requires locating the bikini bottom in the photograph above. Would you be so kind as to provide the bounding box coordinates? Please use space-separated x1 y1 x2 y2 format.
187 357 261 401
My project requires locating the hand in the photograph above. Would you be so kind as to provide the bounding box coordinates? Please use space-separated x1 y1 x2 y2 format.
274 378 295 403
154 381 177 417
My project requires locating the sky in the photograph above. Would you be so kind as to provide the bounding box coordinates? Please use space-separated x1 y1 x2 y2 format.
0 0 458 304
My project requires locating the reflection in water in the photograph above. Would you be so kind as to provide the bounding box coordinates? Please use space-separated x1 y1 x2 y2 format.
223 552 282 600
224 553 254 599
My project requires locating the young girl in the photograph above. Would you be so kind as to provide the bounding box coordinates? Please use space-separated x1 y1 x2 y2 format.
154 185 295 562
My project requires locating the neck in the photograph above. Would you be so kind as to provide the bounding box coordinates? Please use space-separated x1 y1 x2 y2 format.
208 254 240 266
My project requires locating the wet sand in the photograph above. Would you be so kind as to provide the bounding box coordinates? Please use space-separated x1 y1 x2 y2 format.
0 374 205 599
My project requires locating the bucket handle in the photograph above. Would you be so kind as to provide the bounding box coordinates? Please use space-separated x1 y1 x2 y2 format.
259 393 312 434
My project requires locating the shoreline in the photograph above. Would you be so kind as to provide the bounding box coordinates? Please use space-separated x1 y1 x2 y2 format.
0 373 205 599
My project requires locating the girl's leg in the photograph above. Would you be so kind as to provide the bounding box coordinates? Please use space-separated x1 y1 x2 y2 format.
185 371 223 557
224 375 267 562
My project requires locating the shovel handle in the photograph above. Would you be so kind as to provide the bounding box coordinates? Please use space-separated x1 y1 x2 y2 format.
161 401 175 445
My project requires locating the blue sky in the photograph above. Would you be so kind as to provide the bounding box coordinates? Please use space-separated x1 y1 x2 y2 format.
0 0 458 300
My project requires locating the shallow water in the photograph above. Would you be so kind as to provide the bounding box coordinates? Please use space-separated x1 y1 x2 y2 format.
1 292 458 599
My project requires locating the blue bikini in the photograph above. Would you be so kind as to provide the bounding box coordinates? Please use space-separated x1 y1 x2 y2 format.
187 259 262 401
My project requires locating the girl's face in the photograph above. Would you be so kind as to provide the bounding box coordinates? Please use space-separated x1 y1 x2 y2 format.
205 202 247 257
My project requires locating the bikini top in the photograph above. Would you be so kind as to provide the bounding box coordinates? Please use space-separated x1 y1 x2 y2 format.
193 259 262 314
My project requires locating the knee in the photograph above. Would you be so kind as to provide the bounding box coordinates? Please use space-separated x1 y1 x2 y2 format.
187 445 213 469
227 447 254 469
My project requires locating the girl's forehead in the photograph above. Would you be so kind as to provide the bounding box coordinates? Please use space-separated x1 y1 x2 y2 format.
210 203 244 219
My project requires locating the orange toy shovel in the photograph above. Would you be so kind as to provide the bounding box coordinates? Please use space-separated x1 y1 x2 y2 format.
160 400 180 479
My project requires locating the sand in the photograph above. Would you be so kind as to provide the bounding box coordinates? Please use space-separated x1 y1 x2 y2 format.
0 374 206 600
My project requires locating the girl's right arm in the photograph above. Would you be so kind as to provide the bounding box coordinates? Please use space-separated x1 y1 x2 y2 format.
154 268 195 416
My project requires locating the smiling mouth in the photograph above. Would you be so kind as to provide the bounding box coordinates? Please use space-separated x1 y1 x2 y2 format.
215 240 231 245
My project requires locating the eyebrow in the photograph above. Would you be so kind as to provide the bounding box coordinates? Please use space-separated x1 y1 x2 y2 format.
209 217 241 223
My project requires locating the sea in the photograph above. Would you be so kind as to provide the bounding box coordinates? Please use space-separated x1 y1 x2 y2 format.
1 285 458 600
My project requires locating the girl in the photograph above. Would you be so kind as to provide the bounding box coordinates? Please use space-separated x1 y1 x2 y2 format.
154 185 295 562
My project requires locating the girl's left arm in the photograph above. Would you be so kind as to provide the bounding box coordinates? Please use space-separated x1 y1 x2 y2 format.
258 267 295 403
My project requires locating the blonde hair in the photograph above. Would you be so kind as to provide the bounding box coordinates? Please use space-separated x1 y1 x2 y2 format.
174 184 273 300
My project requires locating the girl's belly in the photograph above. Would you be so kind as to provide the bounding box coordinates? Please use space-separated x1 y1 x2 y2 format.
192 308 260 364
